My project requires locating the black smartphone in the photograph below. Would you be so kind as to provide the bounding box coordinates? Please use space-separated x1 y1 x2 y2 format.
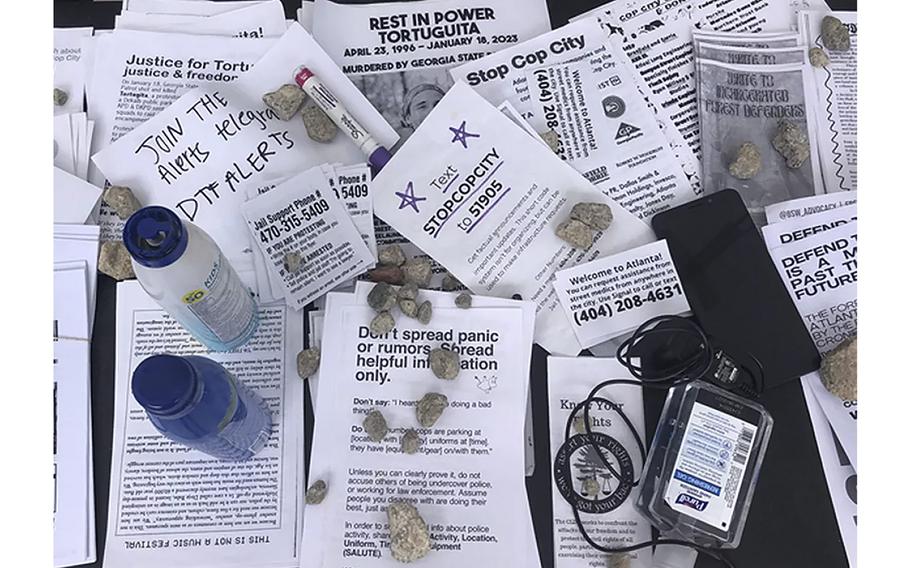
651 189 819 389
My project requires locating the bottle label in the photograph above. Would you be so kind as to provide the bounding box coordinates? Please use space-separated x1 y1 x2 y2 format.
663 401 757 532
184 253 256 343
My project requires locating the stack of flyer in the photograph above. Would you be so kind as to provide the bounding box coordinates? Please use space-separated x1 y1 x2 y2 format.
53 225 99 568
762 193 857 568
302 283 541 567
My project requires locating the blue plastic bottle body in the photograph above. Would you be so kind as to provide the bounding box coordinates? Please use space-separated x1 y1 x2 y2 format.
134 356 273 462
124 207 259 352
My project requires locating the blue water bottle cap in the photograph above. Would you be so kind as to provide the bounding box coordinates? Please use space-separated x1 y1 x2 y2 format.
123 206 189 268
132 355 200 416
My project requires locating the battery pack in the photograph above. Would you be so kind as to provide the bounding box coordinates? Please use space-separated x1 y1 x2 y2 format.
635 380 773 548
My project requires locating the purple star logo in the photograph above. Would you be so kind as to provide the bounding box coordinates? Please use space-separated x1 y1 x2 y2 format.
395 181 426 213
450 121 480 149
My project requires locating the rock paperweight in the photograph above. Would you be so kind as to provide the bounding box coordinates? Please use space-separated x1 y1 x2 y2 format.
429 348 460 380
262 84 307 121
416 393 448 428
387 502 431 563
363 409 389 442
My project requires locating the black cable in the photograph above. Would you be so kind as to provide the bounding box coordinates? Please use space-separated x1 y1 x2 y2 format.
555 315 766 568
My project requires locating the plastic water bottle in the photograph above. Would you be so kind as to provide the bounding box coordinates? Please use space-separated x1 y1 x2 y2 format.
131 354 273 461
123 206 258 352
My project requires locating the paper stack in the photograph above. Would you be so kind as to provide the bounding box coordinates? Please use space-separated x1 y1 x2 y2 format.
242 164 378 306
53 258 96 568
302 283 541 567
103 282 306 568
54 27 93 116
762 194 857 568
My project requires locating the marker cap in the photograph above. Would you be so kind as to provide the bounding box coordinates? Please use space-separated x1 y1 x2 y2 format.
368 147 393 172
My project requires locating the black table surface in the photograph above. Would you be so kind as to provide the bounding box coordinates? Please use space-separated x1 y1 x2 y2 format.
55 1 857 567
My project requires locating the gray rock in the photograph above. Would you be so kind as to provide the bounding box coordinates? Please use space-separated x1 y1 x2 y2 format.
370 311 396 335
416 393 449 428
416 301 433 325
400 429 421 455
283 251 303 274
728 142 762 180
305 480 328 505
53 88 68 106
101 185 142 220
608 553 632 568
262 84 307 121
808 47 830 68
570 202 614 231
397 283 419 301
820 336 857 400
455 293 472 309
429 348 460 380
387 501 431 563
402 258 433 287
99 241 136 281
556 219 595 249
300 97 338 143
821 15 851 51
363 409 389 442
368 282 397 311
379 244 407 267
399 298 419 319
540 129 561 153
772 120 811 169
583 477 600 498
296 348 320 379
441 272 463 292
367 264 405 286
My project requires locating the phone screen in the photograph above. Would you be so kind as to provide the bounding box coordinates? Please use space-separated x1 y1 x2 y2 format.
652 189 819 389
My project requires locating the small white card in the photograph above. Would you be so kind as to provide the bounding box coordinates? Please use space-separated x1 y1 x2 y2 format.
54 167 102 224
328 163 377 256
241 167 375 310
555 240 690 348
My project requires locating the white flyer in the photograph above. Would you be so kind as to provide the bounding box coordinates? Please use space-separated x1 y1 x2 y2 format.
555 240 690 349
526 56 697 222
368 101 552 293
87 30 275 237
116 0 288 38
766 221 857 466
762 203 856 249
241 167 376 310
765 191 856 223
802 378 857 568
301 290 539 567
547 357 652 568
92 23 399 270
450 18 703 198
799 10 858 193
696 59 825 222
569 0 828 157
54 27 94 115
312 0 551 144
352 282 537 478
372 81 654 355
104 281 305 568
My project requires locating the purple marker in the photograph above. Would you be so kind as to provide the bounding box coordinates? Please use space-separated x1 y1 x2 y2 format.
294 67 393 172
